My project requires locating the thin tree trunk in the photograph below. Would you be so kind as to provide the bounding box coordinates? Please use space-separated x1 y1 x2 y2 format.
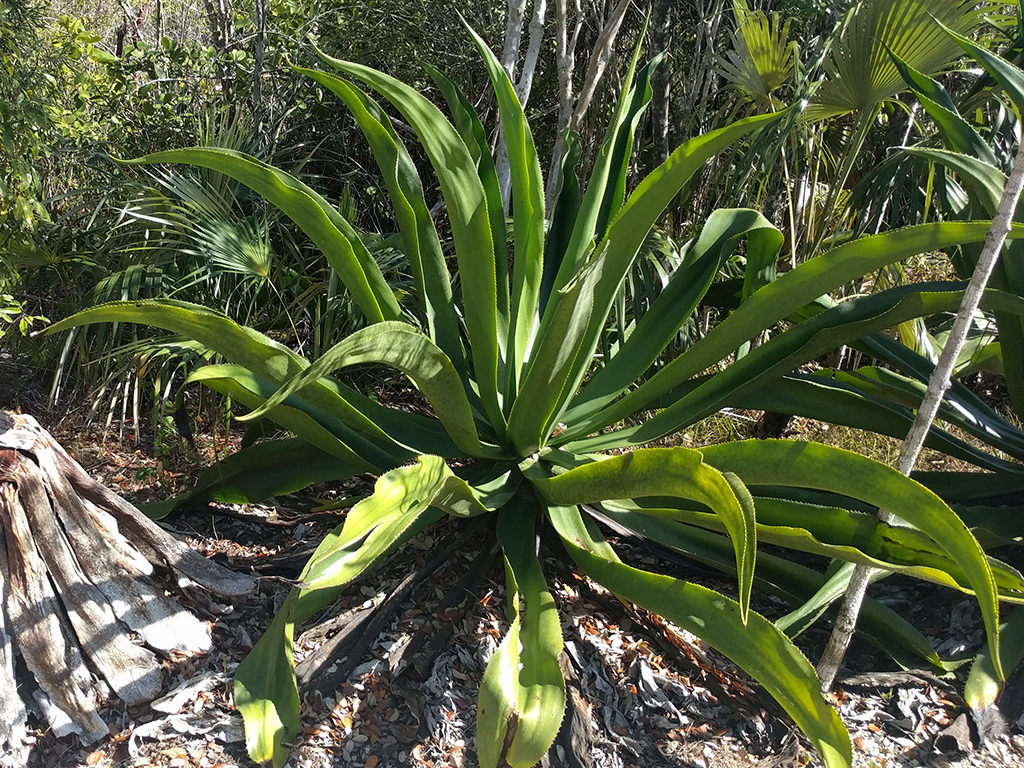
546 0 583 206
497 0 549 207
651 0 673 165
253 0 267 125
816 138 1024 691
517 0 548 106
567 0 632 134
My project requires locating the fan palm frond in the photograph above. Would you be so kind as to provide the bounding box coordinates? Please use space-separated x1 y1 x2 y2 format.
808 0 986 119
720 0 797 107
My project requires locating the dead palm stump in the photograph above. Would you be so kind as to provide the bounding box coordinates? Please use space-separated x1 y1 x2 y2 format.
0 412 254 759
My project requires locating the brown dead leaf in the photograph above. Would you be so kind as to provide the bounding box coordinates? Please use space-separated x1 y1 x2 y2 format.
365 756 379 768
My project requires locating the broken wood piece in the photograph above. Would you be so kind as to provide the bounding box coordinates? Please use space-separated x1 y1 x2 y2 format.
0 412 255 750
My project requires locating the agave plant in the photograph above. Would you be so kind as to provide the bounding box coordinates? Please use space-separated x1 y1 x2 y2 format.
48 29 1024 768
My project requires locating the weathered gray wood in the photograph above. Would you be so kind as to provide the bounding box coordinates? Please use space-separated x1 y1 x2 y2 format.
0 479 109 744
0 412 256 747
34 447 212 656
54 445 255 598
0 528 29 763
12 457 163 707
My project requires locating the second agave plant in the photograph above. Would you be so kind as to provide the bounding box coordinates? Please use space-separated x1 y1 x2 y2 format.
49 25 1024 768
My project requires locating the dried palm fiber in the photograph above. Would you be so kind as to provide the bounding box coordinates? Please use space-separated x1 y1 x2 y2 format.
0 412 254 760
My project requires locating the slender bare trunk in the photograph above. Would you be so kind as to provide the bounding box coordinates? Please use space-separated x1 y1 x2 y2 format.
497 0 549 207
816 139 1024 692
568 0 632 134
546 0 583 205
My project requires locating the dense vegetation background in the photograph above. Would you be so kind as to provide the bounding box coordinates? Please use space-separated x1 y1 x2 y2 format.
5 3 1024 766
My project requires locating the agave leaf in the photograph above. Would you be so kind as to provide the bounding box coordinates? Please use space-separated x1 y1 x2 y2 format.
534 447 756 622
890 51 997 164
904 148 1005 211
45 300 411 466
568 222 1024 439
236 454 500 764
423 62 510 323
314 47 505 431
732 372 1024 473
854 334 1024 460
188 364 376 469
234 606 298 768
120 148 402 324
240 322 482 457
294 67 463 369
464 24 545 396
477 506 565 768
539 130 583 312
146 438 358 517
566 208 782 424
599 506 950 671
927 28 1024 417
509 113 781 454
608 493 1024 599
944 23 1024 115
548 505 852 768
548 26 652 296
575 285 1024 449
966 606 1024 711
236 475 445 766
698 440 1005 679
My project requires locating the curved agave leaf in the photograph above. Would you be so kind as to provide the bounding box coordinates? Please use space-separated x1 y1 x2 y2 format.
944 24 1024 115
235 608 298 768
423 61 510 322
540 129 583 312
855 334 1024 461
568 221 1024 439
573 285 1024 449
236 455 497 765
598 506 950 671
698 440 1006 680
566 208 783 424
534 447 756 622
549 28 654 296
143 437 360 519
121 148 402 324
548 505 852 768
619 494 1024 598
313 46 505 432
509 112 782 454
904 148 1004 211
890 52 997 165
920 29 1024 417
966 606 1024 712
240 322 482 457
45 300 410 467
293 66 463 369
477 506 565 768
732 372 1024 473
188 364 376 469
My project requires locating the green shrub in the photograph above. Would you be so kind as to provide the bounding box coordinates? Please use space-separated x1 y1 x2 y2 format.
49 30 1024 768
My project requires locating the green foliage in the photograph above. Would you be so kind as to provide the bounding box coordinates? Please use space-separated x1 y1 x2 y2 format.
719 0 797 108
47 26 1024 768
